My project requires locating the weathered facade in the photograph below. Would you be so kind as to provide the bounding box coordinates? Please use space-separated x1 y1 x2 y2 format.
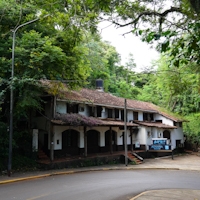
32 81 184 160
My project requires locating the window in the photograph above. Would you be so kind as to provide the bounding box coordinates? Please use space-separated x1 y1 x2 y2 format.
163 130 170 139
133 112 138 120
176 140 181 148
121 110 124 121
67 103 78 113
89 106 95 117
143 113 148 121
179 122 182 127
156 120 162 123
120 110 127 121
108 108 113 118
97 106 102 117
115 109 119 118
149 113 154 121
143 113 153 121
79 106 84 112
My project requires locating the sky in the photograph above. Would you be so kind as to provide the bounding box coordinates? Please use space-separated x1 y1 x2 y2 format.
99 22 160 71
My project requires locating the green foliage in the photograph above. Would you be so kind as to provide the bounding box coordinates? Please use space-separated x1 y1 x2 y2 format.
12 155 38 171
0 122 9 159
129 161 136 165
13 130 33 157
0 0 113 171
136 54 200 114
82 33 120 91
183 113 200 148
0 122 34 171
0 0 108 123
3 0 200 167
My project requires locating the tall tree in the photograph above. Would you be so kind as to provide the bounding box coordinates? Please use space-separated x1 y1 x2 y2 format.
0 0 112 169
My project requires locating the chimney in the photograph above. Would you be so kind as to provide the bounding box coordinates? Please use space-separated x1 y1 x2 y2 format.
96 79 104 92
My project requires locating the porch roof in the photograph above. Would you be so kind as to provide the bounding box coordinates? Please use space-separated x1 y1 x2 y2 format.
133 121 177 129
51 118 138 127
98 119 138 127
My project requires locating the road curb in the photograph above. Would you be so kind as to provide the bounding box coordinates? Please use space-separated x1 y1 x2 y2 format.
0 174 51 185
0 167 182 185
130 190 156 200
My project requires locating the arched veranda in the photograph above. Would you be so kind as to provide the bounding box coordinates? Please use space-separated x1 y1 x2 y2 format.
87 130 100 154
62 129 79 156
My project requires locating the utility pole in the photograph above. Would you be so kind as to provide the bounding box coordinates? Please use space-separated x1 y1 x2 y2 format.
124 99 128 166
8 17 46 176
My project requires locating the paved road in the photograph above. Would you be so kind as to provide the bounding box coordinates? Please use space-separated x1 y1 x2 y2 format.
1 169 200 200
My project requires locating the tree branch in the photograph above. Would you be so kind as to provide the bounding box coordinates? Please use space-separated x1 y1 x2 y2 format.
112 7 182 28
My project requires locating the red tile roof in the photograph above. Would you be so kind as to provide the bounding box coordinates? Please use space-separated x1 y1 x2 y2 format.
41 80 184 122
78 89 183 122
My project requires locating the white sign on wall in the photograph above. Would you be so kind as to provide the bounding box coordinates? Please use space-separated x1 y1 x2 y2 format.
32 129 38 152
135 141 140 148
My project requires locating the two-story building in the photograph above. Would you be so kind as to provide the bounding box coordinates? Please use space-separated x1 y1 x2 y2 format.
32 80 184 161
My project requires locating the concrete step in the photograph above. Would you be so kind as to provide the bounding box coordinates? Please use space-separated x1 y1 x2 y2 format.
127 152 143 165
38 150 49 160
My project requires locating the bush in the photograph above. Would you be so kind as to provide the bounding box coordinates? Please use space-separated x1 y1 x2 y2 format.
0 122 9 157
0 122 38 171
0 122 9 171
12 155 38 171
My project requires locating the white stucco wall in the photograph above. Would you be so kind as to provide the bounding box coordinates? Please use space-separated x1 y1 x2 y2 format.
127 130 131 145
138 111 143 121
53 126 126 150
41 123 184 152
117 130 123 145
79 131 84 148
42 100 185 152
135 127 147 146
146 127 153 147
53 126 85 150
56 101 88 116
154 114 174 126
98 127 108 146
170 127 184 149
127 110 133 122
145 126 184 150
53 126 62 150
151 127 157 138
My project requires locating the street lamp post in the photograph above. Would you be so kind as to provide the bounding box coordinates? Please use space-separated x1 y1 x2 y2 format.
124 99 128 166
8 18 40 177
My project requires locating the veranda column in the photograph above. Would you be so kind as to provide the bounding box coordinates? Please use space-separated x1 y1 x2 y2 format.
130 128 133 152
